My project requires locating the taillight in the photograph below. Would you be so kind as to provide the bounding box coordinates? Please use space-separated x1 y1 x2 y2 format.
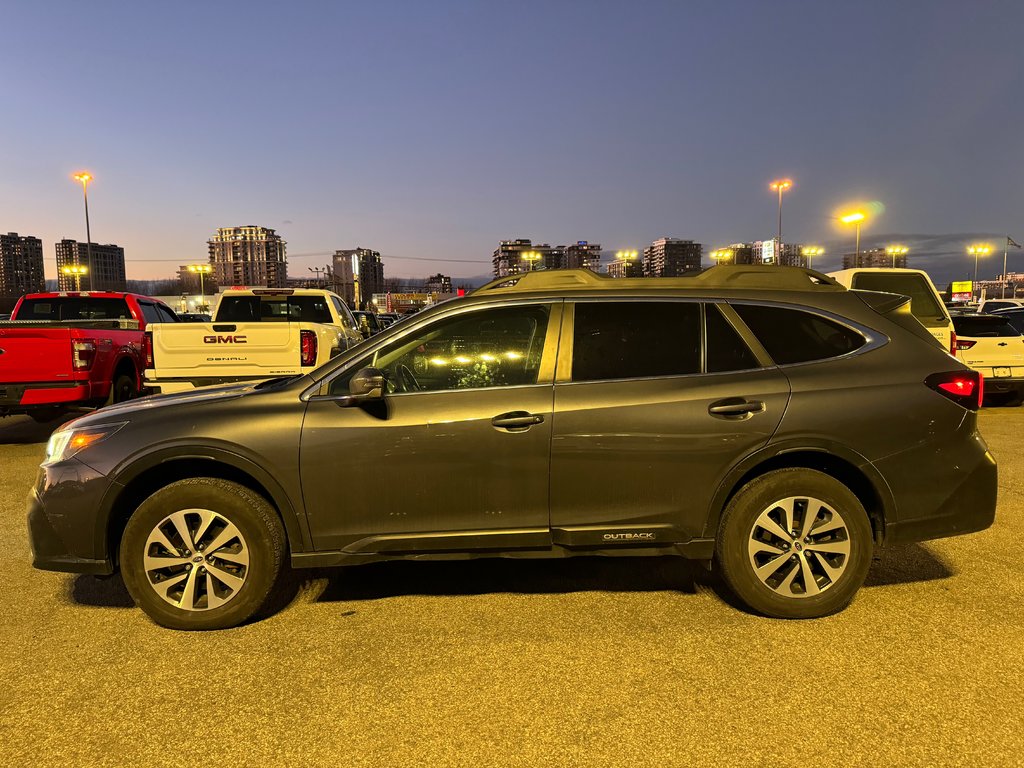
71 339 96 371
955 338 976 350
300 330 317 366
143 331 154 369
950 331 957 355
925 370 984 410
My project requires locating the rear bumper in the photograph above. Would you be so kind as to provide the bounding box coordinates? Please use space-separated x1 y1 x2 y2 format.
979 374 1024 396
878 430 997 545
0 380 99 414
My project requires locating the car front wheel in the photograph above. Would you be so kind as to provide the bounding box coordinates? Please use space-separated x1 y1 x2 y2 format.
120 478 285 630
715 468 873 619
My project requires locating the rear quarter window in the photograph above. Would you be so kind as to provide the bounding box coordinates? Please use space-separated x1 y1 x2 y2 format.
731 304 866 365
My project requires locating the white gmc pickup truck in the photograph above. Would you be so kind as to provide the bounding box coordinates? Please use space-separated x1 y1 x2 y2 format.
144 288 364 394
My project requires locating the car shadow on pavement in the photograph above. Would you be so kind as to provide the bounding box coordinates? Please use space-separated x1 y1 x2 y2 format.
309 556 705 603
864 542 955 587
69 574 135 608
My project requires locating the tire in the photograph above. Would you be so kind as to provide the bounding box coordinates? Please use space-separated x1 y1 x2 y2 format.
119 478 285 630
107 370 138 406
715 468 873 619
29 406 67 423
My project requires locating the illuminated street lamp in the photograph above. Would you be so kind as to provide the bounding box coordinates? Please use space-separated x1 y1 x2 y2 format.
709 248 734 265
769 178 793 246
840 211 867 263
521 250 542 272
614 250 639 277
801 246 824 270
187 263 213 311
72 172 94 290
885 245 909 268
61 264 88 291
967 243 992 286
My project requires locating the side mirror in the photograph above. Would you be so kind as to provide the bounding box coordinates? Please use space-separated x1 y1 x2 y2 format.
349 367 385 400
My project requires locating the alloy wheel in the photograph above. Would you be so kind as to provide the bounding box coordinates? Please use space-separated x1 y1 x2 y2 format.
143 508 250 611
746 495 851 598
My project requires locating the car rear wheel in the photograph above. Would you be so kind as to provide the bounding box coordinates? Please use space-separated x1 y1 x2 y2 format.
120 478 284 630
108 371 138 405
716 468 873 619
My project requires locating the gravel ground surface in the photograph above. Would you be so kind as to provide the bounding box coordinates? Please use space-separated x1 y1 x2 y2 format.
0 409 1021 767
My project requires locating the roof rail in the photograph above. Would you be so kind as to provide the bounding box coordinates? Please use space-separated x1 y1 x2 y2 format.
471 266 844 295
471 269 606 294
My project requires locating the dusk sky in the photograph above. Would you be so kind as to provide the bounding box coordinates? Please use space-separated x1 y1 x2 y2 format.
3 0 1023 286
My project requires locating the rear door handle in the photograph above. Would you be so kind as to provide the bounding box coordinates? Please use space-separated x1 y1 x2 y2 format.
708 399 765 417
491 411 545 431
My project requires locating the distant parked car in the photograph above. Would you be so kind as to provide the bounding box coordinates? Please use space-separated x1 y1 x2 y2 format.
977 298 1024 315
352 310 382 338
176 312 211 323
992 306 1024 334
951 313 1024 405
828 268 955 354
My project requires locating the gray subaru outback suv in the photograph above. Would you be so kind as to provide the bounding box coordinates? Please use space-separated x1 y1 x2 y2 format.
29 266 996 629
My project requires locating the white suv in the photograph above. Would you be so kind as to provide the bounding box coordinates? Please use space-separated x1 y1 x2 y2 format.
951 313 1024 405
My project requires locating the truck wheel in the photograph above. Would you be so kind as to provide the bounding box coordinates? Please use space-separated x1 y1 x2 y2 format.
119 478 285 630
108 371 138 405
29 407 67 423
715 468 873 619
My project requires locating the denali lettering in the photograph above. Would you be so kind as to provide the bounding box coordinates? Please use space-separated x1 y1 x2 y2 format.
602 533 656 541
203 335 248 344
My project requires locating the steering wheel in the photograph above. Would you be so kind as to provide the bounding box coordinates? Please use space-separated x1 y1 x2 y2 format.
396 363 422 393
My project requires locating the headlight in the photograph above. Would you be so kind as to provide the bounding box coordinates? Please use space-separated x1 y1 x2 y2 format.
43 423 126 465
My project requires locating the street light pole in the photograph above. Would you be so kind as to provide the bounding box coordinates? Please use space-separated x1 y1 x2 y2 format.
769 179 793 259
968 244 991 288
801 246 823 270
73 173 93 290
886 245 908 268
840 211 867 265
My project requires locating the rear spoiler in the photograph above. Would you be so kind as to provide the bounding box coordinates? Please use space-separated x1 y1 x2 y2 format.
853 290 944 350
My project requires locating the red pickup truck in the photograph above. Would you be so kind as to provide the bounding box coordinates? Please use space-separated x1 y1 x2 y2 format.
0 292 178 421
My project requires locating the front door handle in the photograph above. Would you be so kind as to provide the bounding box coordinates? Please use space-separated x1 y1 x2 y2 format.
491 411 545 431
708 398 765 418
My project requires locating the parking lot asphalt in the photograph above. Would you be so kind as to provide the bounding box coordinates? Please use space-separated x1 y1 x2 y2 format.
0 409 1022 767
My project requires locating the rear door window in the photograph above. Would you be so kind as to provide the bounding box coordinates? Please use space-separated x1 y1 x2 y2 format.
732 304 865 365
571 302 700 382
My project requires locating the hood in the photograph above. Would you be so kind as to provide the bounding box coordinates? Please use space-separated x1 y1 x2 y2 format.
64 381 265 430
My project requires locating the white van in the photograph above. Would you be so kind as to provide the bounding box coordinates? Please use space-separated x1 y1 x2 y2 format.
827 268 955 354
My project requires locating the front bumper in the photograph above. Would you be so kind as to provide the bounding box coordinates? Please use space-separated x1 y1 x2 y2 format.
27 459 117 575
